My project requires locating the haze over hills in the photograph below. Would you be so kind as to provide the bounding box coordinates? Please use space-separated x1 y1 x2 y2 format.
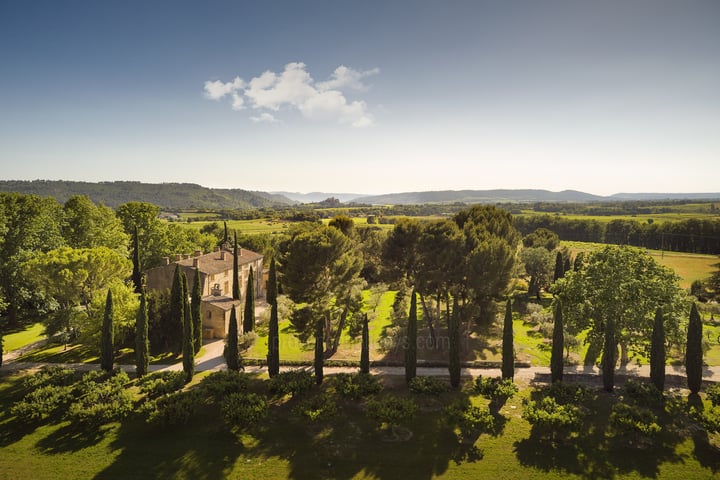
1 180 719 208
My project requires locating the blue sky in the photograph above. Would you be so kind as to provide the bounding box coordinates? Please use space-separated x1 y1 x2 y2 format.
0 0 718 196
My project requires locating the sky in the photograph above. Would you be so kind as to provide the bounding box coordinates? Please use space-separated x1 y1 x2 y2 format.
0 0 718 196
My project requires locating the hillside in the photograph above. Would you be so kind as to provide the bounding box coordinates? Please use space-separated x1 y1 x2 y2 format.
0 180 294 210
352 189 606 205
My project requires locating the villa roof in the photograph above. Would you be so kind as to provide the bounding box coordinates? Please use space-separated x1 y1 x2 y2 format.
174 247 262 276
201 295 241 311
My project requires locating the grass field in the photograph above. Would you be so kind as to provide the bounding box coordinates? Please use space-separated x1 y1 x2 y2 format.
517 208 720 224
0 369 718 480
2 323 45 353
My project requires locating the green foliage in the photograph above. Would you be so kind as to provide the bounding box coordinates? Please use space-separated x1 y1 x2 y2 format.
408 376 447 395
520 247 554 298
623 379 664 408
137 371 186 399
225 307 241 371
67 370 133 427
243 266 255 333
445 399 495 442
267 370 314 398
542 382 597 405
366 395 417 427
238 331 257 351
144 390 202 429
101 289 114 372
199 370 248 399
474 376 518 400
502 298 514 380
706 383 720 407
609 402 661 438
191 267 202 353
182 273 195 383
650 307 666 391
168 264 184 354
332 373 382 400
553 250 565 281
266 257 280 377
700 405 720 433
135 293 149 377
522 396 583 439
132 225 143 294
522 228 560 251
602 317 616 392
405 289 417 383
360 313 370 374
448 298 460 388
293 393 338 422
11 384 74 423
550 301 564 383
22 365 76 391
685 303 703 394
222 392 268 428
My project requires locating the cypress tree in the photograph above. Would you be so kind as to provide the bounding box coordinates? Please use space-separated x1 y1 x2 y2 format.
243 266 255 333
550 300 564 383
502 298 514 380
225 307 240 371
685 303 703 394
135 292 149 378
553 251 564 281
563 257 571 275
191 267 202 353
131 225 143 294
314 316 324 385
448 297 461 388
182 273 195 383
223 221 228 246
574 252 585 272
602 317 616 392
169 264 184 353
360 313 370 374
650 307 665 391
266 257 280 377
232 234 240 301
101 289 114 372
405 289 417 383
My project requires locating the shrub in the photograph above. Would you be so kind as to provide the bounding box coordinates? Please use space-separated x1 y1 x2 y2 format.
222 392 268 428
293 393 338 422
238 331 257 351
366 395 417 427
11 384 74 423
67 371 133 427
609 402 661 438
200 370 249 400
700 405 720 433
267 370 314 398
22 366 75 391
408 376 447 396
145 390 202 429
522 397 583 441
706 383 720 407
445 400 494 442
543 382 597 405
138 371 186 399
333 373 382 400
474 376 518 400
623 379 664 407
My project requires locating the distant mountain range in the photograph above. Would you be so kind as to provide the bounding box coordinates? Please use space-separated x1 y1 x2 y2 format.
1 180 718 208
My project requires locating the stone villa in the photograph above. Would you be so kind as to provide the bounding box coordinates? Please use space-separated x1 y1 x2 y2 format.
144 246 264 339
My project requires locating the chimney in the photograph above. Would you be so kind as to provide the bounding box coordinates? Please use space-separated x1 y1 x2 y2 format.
194 250 202 257
163 257 170 266
175 254 182 261
193 258 199 268
220 251 226 260
238 248 243 257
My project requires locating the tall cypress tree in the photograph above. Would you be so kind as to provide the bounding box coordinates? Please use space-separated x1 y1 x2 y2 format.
602 317 616 392
169 264 184 354
448 297 461 388
563 257 571 275
551 300 564 383
135 292 149 378
182 273 195 383
685 303 703 394
405 289 417 383
502 298 514 380
314 316 324 385
101 289 114 372
266 257 280 377
553 251 565 282
360 313 370 375
223 221 228 246
225 307 240 371
191 267 202 353
232 234 240 301
650 307 665 391
243 266 255 333
131 225 143 294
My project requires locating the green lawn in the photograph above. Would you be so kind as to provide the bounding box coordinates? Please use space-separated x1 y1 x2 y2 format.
3 323 45 353
1 370 718 480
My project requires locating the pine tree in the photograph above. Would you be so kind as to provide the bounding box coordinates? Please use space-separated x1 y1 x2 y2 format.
135 292 149 378
685 303 703 394
266 257 280 377
169 264 184 353
360 313 370 375
101 289 114 372
314 316 324 385
182 273 195 383
405 289 417 383
650 307 665 391
225 306 240 371
191 267 202 353
448 297 461 388
243 266 255 333
502 298 514 380
131 225 143 294
553 251 564 282
551 300 564 383
602 317 616 392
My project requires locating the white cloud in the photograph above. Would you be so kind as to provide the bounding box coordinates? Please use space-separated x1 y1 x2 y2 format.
250 113 278 123
203 76 244 100
204 62 377 127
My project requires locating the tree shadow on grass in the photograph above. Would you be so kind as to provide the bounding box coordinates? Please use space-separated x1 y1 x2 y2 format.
35 421 109 454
